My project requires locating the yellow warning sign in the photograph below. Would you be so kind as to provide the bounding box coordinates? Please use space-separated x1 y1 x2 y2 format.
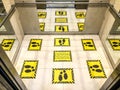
52 68 74 84
87 60 106 78
77 22 84 31
39 22 45 31
54 51 72 62
108 39 120 50
55 18 68 23
28 39 42 51
1 39 15 51
38 12 46 19
55 11 67 16
54 38 70 46
81 39 96 51
75 12 86 19
20 60 38 78
55 25 68 32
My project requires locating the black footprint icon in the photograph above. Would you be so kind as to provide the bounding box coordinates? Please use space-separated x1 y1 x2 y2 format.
59 26 65 31
58 70 68 81
24 65 35 73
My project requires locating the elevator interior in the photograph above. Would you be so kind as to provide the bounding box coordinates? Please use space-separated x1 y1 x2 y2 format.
0 0 120 90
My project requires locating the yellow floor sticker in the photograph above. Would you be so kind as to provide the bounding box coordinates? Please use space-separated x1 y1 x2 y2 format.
39 22 45 31
77 22 85 31
52 68 74 84
108 39 120 50
54 51 72 62
55 25 68 32
20 60 38 78
81 39 96 51
1 39 15 51
87 60 106 78
54 38 70 46
28 39 42 51
38 12 46 19
55 18 68 23
55 11 67 16
75 12 86 19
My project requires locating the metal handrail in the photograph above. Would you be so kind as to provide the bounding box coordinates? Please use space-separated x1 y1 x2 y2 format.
0 5 15 27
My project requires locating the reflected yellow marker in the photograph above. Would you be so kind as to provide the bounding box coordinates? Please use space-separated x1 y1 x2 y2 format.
55 25 68 32
55 11 67 16
108 39 120 50
55 18 68 23
1 39 15 51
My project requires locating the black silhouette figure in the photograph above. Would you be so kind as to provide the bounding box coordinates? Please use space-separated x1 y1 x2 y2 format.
59 26 65 31
24 65 35 73
58 39 66 45
90 64 102 73
58 70 68 81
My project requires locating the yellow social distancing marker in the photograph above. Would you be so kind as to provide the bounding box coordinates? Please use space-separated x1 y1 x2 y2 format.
55 18 68 23
87 60 106 78
54 51 72 62
77 22 84 31
28 39 42 51
108 39 120 50
52 68 74 84
75 12 86 19
81 39 96 51
20 60 38 78
54 38 70 46
39 22 45 31
38 12 46 19
55 11 67 16
55 25 68 32
1 39 15 51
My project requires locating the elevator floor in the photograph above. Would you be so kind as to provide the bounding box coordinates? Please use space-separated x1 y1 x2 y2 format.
15 35 113 90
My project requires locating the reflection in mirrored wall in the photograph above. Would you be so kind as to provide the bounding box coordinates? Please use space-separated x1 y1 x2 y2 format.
106 14 120 67
0 1 19 62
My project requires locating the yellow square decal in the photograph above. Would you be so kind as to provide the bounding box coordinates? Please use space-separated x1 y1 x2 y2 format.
54 38 70 46
54 51 72 62
55 25 68 32
38 12 46 18
77 22 84 31
1 39 15 51
40 22 45 31
52 68 74 84
55 18 68 23
20 60 38 78
87 60 106 78
75 12 86 19
81 39 96 51
55 11 67 16
28 39 42 51
108 39 120 50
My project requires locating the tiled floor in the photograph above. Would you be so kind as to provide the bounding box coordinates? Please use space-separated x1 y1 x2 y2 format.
15 35 113 90
14 8 114 90
0 35 19 62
